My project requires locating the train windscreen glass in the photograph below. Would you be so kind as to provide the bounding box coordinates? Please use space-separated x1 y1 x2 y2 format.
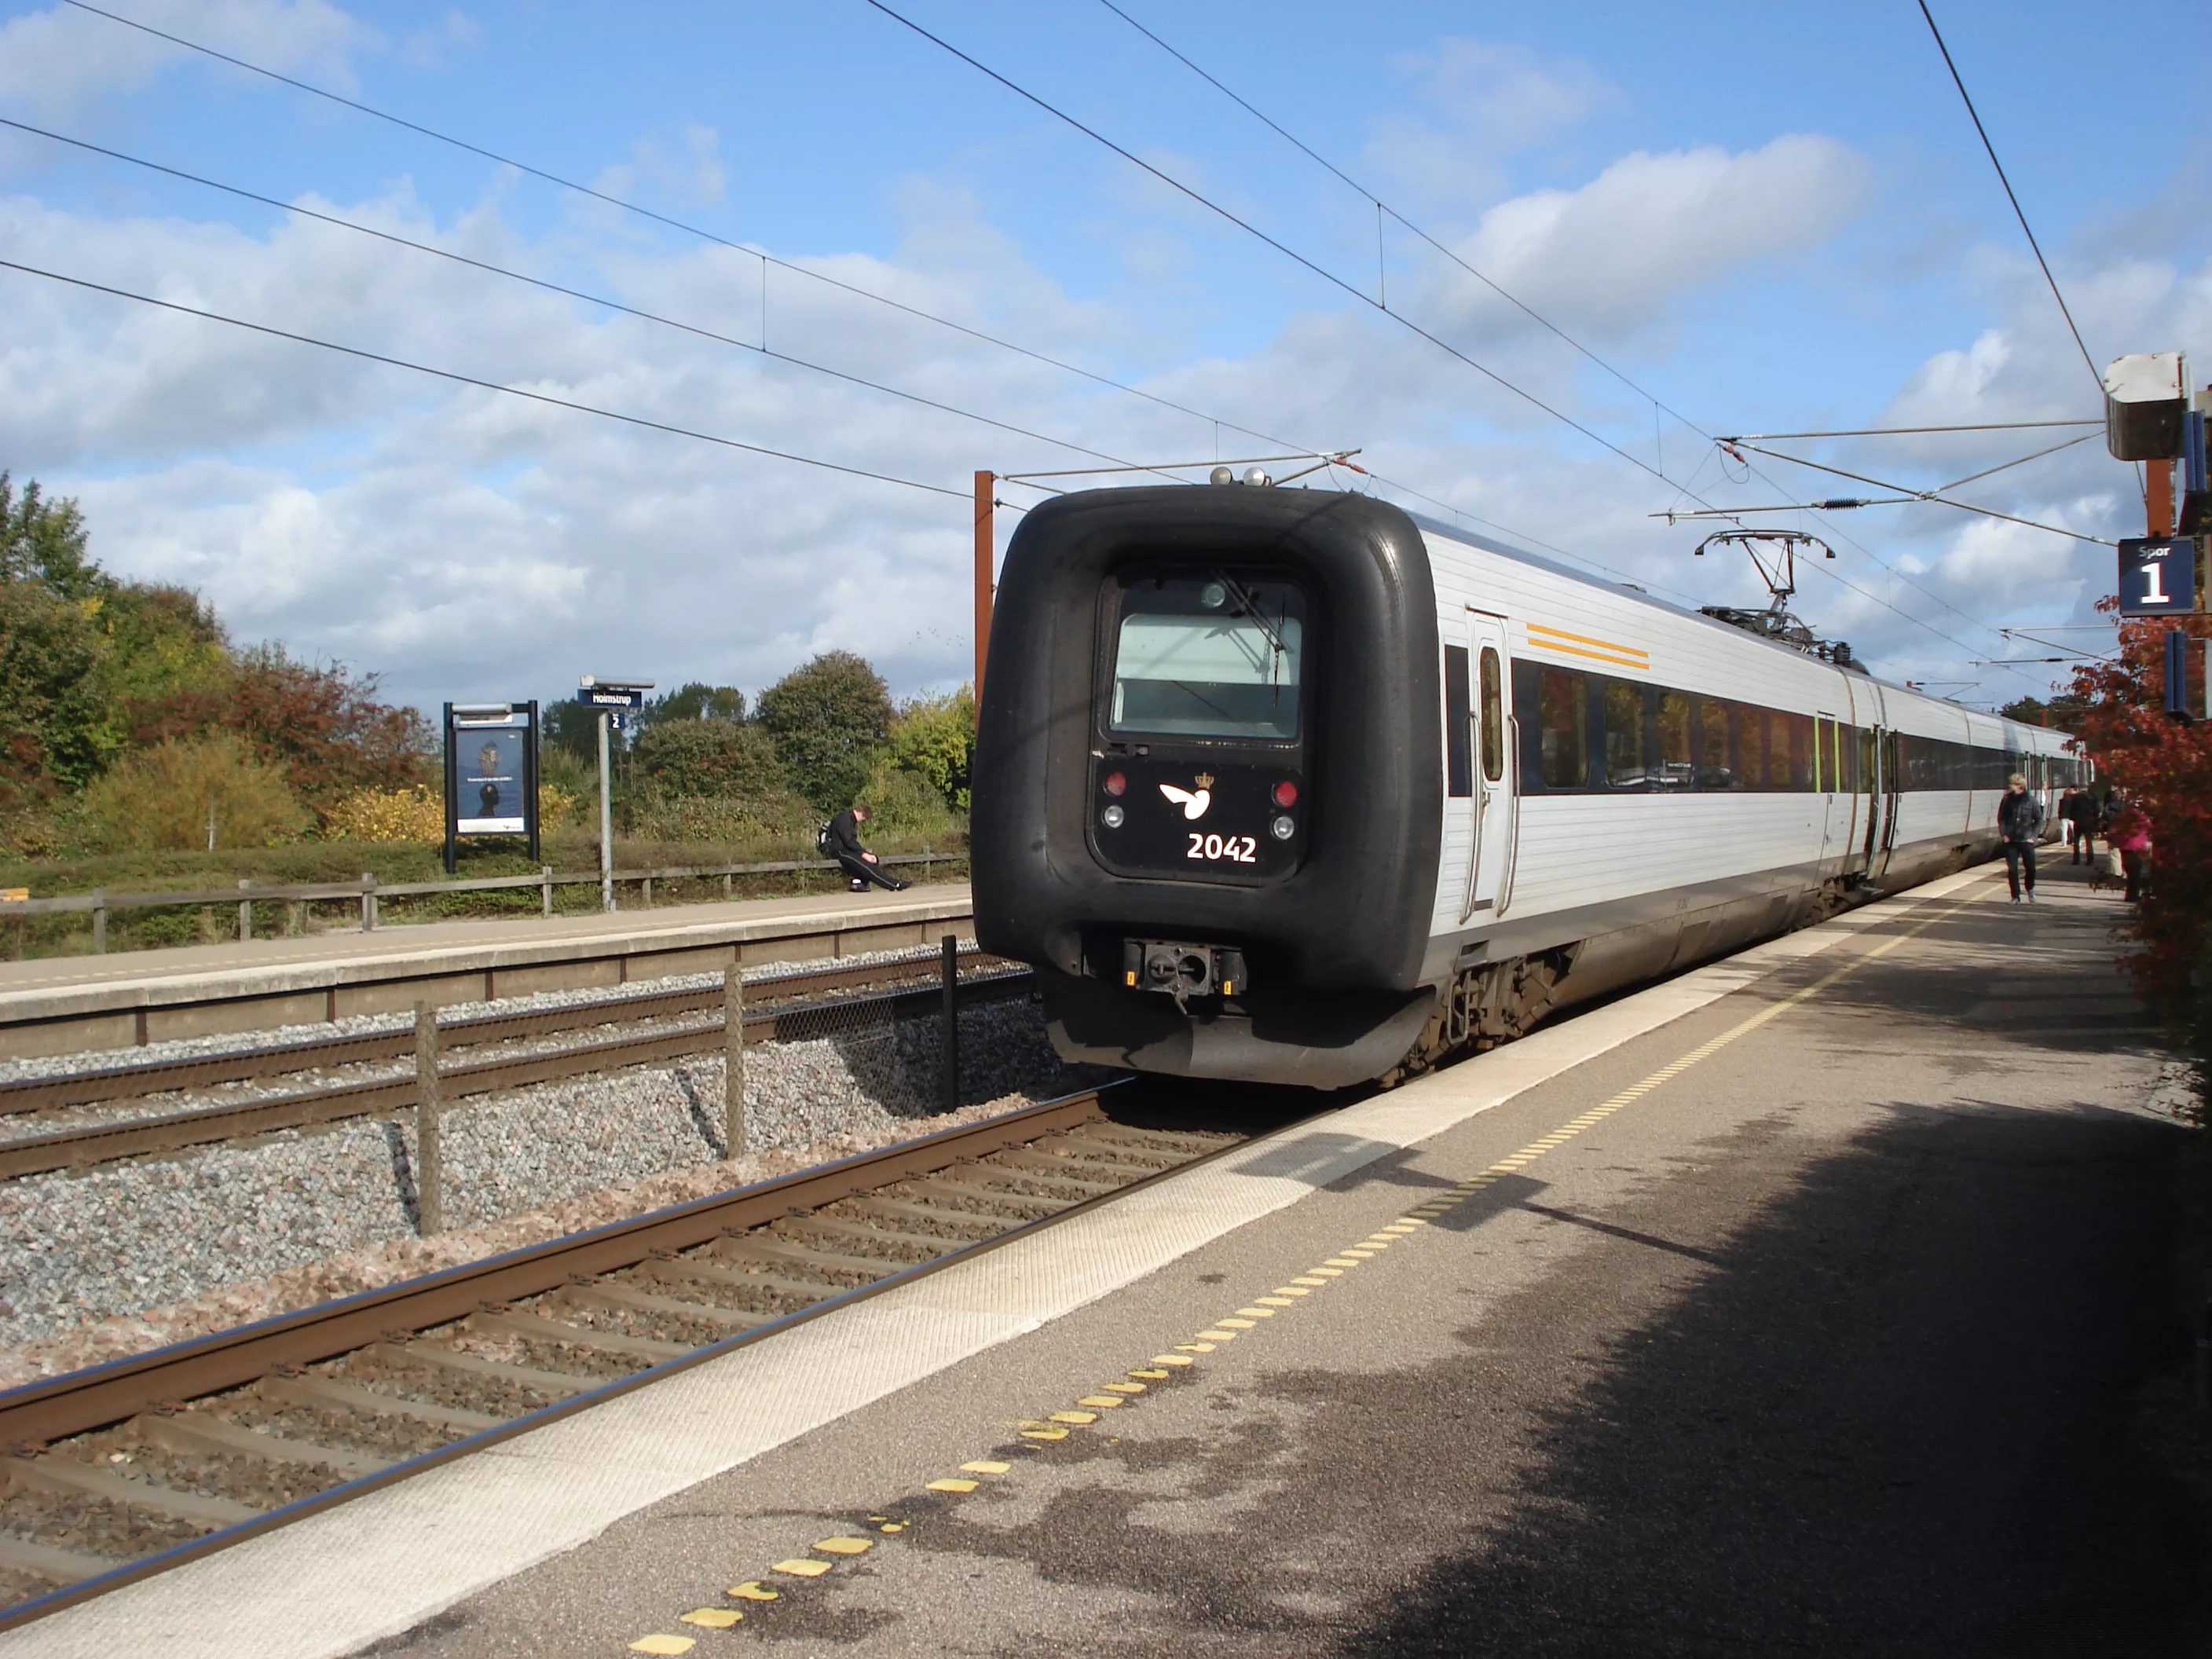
1110 577 1305 738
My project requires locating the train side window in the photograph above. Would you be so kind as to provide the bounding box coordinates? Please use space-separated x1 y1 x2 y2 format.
1478 649 1503 782
1655 690 1692 789
1538 668 1588 789
1603 681 1646 788
1691 695 1731 788
1734 701 1766 791
1782 711 1812 791
1814 718 1830 793
1444 645 1472 799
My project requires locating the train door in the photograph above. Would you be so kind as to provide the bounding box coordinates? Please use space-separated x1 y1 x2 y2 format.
1815 712 1846 872
1834 680 1874 882
1877 727 1903 877
1461 610 1514 920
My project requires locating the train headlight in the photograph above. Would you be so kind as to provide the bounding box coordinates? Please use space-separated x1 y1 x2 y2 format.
1102 804 1126 829
1269 815 1295 840
1199 581 1227 610
1102 770 1126 797
1272 779 1298 808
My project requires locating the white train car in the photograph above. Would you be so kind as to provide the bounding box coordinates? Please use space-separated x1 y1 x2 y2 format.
972 487 2078 1088
1416 514 2077 1011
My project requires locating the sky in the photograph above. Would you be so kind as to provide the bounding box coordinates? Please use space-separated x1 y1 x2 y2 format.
2 0 2208 716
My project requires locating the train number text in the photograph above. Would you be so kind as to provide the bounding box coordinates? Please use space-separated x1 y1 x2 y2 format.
1186 833 1258 863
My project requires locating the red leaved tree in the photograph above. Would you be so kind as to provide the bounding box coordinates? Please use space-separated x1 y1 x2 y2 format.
2067 597 2212 1025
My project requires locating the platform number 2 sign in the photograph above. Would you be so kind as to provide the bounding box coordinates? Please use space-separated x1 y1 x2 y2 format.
2119 537 2198 617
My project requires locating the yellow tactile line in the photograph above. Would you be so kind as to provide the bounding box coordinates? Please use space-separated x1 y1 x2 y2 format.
621 889 1983 1651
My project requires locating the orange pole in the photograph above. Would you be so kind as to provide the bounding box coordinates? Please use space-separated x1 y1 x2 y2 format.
973 470 994 708
2148 456 2174 537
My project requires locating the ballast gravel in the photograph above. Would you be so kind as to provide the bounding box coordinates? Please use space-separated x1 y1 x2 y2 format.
0 940 966 1086
0 989 1101 1375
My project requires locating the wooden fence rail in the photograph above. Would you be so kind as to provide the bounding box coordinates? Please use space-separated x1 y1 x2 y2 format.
0 850 963 951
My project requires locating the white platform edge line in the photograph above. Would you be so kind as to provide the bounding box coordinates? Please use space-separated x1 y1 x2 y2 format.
2 867 1998 1658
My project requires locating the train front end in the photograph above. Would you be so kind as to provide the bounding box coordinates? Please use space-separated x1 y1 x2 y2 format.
971 485 1443 1088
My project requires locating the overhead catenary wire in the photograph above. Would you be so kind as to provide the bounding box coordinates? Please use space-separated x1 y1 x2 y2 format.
53 0 2064 683
57 0 1295 460
1093 0 1716 458
1721 420 2098 440
46 0 1723 616
1915 0 2100 388
860 0 1692 495
1081 0 2072 676
1717 439 2112 545
0 258 969 500
0 115 1189 481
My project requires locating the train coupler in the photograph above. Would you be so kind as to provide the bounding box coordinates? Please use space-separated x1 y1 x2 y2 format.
1121 939 1247 1001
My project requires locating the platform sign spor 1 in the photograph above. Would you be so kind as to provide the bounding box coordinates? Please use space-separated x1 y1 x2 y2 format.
2118 537 2199 617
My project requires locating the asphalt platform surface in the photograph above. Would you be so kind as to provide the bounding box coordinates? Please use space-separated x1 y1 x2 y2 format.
359 858 2205 1658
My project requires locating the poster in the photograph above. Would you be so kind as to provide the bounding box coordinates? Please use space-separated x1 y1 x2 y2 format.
452 712 530 834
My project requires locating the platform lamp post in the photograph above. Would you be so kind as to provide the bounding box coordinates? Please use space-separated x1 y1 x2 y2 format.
576 677 653 914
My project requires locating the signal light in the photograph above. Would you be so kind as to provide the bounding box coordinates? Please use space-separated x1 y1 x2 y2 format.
1272 779 1298 808
1104 771 1127 797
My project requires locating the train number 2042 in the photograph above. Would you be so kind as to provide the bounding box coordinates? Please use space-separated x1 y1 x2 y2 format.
1187 832 1258 863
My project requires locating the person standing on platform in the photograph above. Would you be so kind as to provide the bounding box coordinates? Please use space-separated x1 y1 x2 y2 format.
1998 772 2043 904
826 804 909 892
2106 795 2152 903
2059 786 2097 865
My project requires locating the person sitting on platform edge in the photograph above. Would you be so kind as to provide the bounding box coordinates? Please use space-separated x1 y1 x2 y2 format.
825 804 909 892
1998 772 2043 904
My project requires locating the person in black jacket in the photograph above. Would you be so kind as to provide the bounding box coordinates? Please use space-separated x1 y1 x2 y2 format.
2057 786 2097 864
1998 773 2044 903
826 804 909 892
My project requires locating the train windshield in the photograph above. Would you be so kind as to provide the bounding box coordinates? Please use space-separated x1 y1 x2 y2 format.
1109 576 1305 739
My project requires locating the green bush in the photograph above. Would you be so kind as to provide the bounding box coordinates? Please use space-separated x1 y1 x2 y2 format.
75 734 312 852
887 687 975 811
626 788 819 848
857 761 963 839
632 718 783 799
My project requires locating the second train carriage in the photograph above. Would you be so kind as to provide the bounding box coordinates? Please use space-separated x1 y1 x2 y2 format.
970 485 2078 1089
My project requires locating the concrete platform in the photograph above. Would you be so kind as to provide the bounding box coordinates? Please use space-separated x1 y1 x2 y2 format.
0 884 973 1060
15 859 2193 1657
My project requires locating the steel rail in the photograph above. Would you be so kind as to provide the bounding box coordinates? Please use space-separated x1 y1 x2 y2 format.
0 1083 1119 1448
0 950 1012 1115
0 1082 1249 1632
0 970 1036 1181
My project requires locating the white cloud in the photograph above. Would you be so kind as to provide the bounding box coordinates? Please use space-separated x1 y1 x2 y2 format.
0 0 373 123
1367 38 1613 204
1432 134 1873 339
1 42 2195 720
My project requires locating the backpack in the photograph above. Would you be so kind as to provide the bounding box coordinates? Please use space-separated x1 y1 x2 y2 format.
816 820 834 856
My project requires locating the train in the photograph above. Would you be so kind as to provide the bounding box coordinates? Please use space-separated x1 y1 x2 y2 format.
969 485 2079 1090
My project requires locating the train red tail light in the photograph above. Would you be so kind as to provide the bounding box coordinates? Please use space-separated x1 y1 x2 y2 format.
1272 779 1298 808
1103 771 1126 797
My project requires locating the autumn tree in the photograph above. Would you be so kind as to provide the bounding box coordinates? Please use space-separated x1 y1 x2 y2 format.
2066 600 2212 1049
0 474 432 826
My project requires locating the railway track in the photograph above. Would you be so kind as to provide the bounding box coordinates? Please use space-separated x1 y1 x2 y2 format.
0 1080 1240 1627
0 950 1031 1180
